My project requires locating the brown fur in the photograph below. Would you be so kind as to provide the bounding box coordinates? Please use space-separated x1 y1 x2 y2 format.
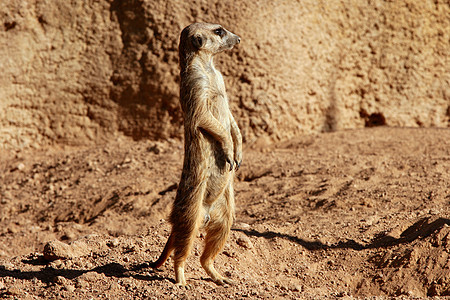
150 23 242 286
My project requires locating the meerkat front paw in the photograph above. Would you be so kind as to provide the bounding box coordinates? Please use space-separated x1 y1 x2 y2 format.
225 156 234 171
234 151 242 171
223 144 235 172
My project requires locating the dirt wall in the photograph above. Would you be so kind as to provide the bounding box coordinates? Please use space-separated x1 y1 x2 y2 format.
1 0 449 149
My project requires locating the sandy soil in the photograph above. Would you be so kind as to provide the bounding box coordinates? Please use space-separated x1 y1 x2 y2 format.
0 127 449 299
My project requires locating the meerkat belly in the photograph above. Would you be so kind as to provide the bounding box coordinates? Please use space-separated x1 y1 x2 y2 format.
201 97 232 207
203 165 232 209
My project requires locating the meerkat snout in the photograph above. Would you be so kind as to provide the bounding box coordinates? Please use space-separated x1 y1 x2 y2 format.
226 33 241 49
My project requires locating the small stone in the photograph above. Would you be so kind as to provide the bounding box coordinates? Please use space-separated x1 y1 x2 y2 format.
50 260 64 269
236 235 253 249
3 262 15 271
54 276 68 285
236 222 251 230
65 284 75 293
147 145 160 154
223 250 235 257
17 163 25 171
6 286 21 296
61 231 77 241
291 285 303 292
3 191 12 199
107 239 120 248
75 278 88 289
43 240 90 261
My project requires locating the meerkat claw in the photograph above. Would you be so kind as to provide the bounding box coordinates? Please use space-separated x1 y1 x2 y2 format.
235 159 241 171
226 157 234 171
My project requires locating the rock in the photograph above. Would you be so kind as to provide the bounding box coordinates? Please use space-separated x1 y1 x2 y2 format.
236 235 253 249
75 278 89 289
147 144 160 154
49 260 64 269
54 276 68 285
43 240 90 261
6 286 21 296
65 284 76 293
235 222 251 230
2 262 15 271
107 238 120 248
0 1 448 150
54 275 75 292
222 250 236 258
77 271 106 285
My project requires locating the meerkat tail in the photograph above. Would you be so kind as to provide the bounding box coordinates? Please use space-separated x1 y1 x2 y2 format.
150 232 175 269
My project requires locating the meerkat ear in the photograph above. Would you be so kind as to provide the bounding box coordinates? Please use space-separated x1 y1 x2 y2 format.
191 34 204 49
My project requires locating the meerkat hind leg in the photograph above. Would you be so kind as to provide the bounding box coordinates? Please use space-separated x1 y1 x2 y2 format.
201 222 233 285
173 246 192 287
174 260 189 288
200 199 234 284
172 219 200 287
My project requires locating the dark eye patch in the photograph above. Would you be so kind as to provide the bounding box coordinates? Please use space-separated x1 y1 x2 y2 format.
214 27 225 37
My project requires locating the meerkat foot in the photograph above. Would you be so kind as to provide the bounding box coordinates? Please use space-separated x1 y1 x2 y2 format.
174 282 191 289
174 264 188 287
201 261 233 286
223 277 234 285
213 276 233 286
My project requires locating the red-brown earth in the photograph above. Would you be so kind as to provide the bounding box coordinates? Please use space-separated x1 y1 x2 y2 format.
1 127 449 299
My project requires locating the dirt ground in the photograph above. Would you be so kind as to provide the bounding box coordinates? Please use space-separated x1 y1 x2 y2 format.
0 127 449 299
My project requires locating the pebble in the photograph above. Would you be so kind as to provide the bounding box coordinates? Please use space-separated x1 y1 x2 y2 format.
50 260 64 269
236 235 253 249
43 240 90 261
75 278 89 289
7 286 21 296
147 144 160 154
236 222 251 230
2 191 12 200
54 276 68 285
3 262 15 271
293 285 303 292
222 250 235 257
107 239 120 248
65 284 76 293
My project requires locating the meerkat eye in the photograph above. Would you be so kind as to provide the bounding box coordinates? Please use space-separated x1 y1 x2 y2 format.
214 28 225 37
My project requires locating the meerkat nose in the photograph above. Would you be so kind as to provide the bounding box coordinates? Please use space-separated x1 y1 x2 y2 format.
236 36 241 44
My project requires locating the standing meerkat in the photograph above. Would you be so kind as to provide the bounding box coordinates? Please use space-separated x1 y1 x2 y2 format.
150 23 242 286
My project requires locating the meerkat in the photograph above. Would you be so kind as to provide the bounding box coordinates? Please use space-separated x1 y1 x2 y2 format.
150 23 242 286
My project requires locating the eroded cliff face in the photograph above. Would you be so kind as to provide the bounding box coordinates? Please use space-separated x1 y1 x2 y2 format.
1 0 449 149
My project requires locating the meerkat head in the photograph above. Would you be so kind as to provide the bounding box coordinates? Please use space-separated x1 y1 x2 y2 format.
180 23 241 57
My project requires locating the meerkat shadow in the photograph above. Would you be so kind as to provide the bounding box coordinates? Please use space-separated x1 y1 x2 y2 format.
128 262 176 283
